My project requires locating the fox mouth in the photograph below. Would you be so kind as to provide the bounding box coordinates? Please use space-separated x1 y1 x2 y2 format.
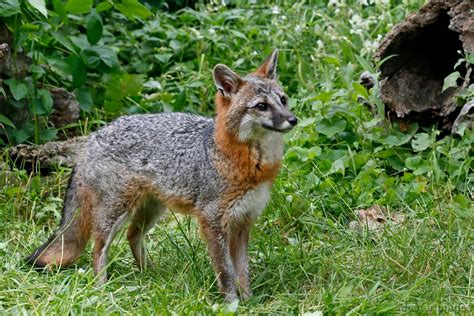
261 123 294 133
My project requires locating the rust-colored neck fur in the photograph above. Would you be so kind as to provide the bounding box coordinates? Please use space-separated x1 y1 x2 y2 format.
214 93 281 188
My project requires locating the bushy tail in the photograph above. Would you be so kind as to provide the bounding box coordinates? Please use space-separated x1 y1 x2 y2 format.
26 170 91 268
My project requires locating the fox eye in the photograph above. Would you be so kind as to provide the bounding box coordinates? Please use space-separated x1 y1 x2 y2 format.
280 95 287 105
255 103 268 111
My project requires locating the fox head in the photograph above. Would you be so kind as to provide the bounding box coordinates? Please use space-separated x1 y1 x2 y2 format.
213 49 297 141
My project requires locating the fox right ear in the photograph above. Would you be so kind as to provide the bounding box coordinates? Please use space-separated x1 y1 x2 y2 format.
213 64 242 97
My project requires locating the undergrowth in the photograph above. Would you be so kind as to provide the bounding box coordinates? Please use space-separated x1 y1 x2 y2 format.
0 0 473 314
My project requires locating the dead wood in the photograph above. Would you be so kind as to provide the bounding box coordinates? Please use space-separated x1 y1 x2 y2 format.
8 136 87 172
375 0 473 131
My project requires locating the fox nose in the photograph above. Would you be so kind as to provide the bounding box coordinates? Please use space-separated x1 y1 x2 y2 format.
287 116 298 126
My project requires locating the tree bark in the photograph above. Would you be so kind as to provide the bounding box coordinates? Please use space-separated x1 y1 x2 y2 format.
375 0 473 131
8 136 87 172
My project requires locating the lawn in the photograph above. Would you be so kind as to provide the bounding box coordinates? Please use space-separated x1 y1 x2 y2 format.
0 0 473 314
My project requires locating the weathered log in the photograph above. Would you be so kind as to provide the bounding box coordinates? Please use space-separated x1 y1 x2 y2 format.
50 88 80 129
375 0 473 131
8 136 87 172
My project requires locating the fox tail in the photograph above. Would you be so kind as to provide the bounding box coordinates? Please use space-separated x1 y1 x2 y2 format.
26 170 91 268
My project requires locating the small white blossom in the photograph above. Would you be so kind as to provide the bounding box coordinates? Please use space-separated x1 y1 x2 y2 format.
316 39 324 49
328 0 342 7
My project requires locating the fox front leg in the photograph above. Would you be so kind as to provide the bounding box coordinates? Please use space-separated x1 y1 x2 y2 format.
229 225 251 300
199 219 238 302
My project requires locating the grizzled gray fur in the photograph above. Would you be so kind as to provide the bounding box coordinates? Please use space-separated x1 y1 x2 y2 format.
26 49 297 302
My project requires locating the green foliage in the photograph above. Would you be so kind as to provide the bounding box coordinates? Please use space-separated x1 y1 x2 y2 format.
0 0 21 17
0 0 473 314
0 0 153 145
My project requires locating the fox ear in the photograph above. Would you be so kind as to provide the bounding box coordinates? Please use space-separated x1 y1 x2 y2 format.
213 64 242 97
255 48 279 79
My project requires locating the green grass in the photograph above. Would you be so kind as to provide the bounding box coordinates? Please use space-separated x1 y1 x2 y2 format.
0 165 472 314
1 0 473 314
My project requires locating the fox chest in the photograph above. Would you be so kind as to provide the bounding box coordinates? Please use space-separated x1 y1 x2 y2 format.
227 182 272 224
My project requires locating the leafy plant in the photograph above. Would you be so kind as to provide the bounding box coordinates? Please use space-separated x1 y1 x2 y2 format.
0 1 472 314
0 0 153 145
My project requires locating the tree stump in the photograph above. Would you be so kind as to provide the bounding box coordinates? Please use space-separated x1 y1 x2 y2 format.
375 0 473 131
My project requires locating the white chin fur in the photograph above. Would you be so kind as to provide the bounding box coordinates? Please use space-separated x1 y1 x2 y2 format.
278 120 292 130
238 114 269 141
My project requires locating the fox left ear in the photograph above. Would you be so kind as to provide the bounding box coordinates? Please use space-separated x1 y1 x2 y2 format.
255 48 279 80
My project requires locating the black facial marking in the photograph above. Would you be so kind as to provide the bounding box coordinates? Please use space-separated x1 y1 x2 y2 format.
255 103 269 111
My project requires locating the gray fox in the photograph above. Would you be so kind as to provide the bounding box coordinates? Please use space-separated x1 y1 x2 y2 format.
26 49 297 302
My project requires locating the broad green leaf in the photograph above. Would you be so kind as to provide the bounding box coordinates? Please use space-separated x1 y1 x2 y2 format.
106 74 144 104
30 98 47 115
93 46 119 69
316 118 346 138
466 53 474 64
314 91 334 103
323 55 340 66
11 129 28 144
442 71 460 92
66 55 86 87
39 129 58 142
307 146 322 160
405 156 422 170
154 53 172 64
96 2 113 13
65 0 92 14
50 31 77 55
38 89 53 114
329 157 346 175
0 0 21 17
298 117 316 128
27 0 47 17
381 132 412 147
411 133 433 152
75 88 93 112
5 79 28 101
30 65 45 79
0 114 16 128
173 89 187 111
114 0 152 20
286 147 309 162
81 49 101 68
104 99 121 112
52 0 68 22
46 56 72 79
86 11 103 45
353 82 369 99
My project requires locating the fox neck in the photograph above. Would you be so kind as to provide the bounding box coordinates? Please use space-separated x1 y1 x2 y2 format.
214 93 283 186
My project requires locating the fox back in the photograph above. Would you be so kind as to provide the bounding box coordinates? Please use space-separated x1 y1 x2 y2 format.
26 49 297 302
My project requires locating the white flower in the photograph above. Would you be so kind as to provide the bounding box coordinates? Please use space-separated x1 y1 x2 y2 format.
316 39 324 49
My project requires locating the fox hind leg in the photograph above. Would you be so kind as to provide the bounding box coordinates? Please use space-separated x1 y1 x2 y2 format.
92 205 130 285
127 195 166 271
